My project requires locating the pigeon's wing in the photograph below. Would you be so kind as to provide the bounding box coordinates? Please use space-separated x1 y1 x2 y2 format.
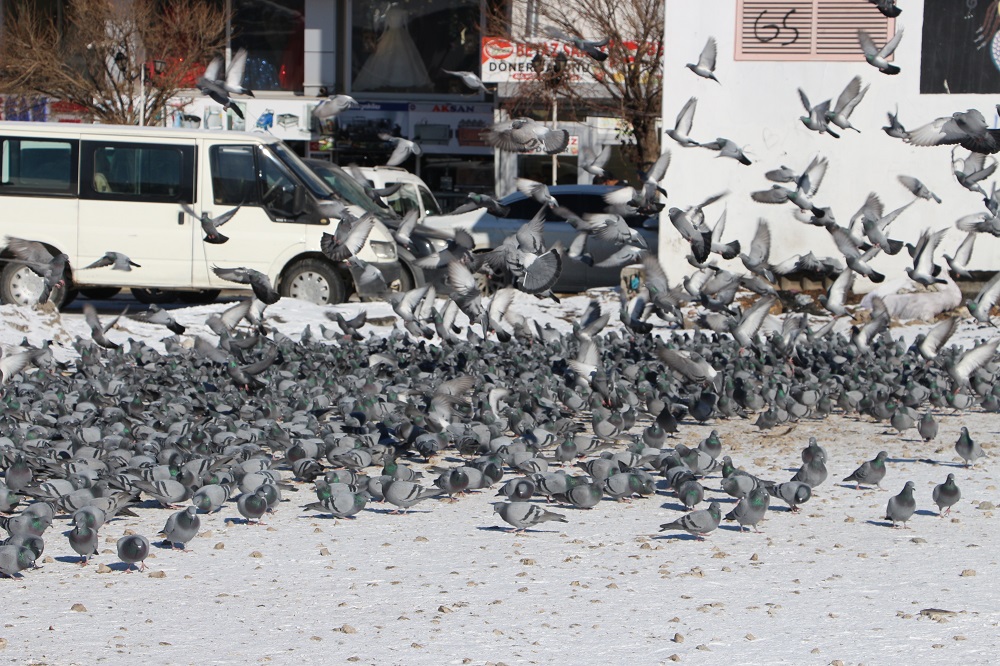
225 48 249 89
906 116 967 147
603 186 639 206
211 265 250 285
4 236 54 264
698 36 717 70
953 337 1000 381
897 175 923 196
83 303 102 332
453 227 475 250
974 269 1000 309
833 75 863 113
921 316 959 357
841 83 869 117
385 140 412 167
736 295 777 341
829 226 862 259
879 27 904 58
447 260 477 293
674 97 697 136
710 209 727 243
857 29 879 58
449 201 479 215
799 156 828 196
218 298 253 330
953 231 977 265
324 215 375 260
515 208 547 252
594 245 646 268
646 149 673 183
747 219 771 263
202 56 223 82
213 206 241 228
83 254 115 270
798 88 813 113
750 187 789 204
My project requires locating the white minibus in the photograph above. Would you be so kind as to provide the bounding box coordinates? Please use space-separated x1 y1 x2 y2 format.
0 121 400 307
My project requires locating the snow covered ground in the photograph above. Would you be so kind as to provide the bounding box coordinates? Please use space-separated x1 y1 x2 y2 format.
2 291 999 665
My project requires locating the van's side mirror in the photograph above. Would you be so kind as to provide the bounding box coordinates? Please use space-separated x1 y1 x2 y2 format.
292 185 306 216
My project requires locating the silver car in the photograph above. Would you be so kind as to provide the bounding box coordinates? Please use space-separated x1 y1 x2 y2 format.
420 185 658 292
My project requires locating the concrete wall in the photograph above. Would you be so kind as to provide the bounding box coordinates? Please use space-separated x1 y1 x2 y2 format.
659 0 1000 290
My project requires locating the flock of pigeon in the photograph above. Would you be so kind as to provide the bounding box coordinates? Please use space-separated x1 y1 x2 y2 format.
3 0 1000 581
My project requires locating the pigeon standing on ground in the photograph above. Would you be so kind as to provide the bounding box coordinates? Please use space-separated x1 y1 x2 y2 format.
67 524 99 565
725 487 770 532
492 502 568 532
382 480 443 512
0 544 35 577
885 481 916 527
843 451 888 489
659 502 721 539
158 506 201 550
932 474 961 516
955 427 986 467
116 534 150 572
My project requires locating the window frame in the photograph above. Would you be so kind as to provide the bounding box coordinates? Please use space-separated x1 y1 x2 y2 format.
0 136 79 198
79 140 196 204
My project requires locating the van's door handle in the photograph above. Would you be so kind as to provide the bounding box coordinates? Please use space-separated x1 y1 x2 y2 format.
178 212 185 225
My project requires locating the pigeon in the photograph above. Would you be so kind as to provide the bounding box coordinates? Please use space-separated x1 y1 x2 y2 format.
843 451 888 489
700 137 751 165
312 95 357 121
725 487 769 532
798 89 839 138
883 107 908 139
492 501 568 532
116 534 150 572
792 452 828 488
449 192 510 217
658 502 721 539
2 236 69 304
686 37 719 82
898 175 941 203
581 144 612 179
944 232 976 280
917 412 938 442
441 69 489 94
907 109 1000 155
378 133 421 167
885 481 916 528
81 251 141 271
67 524 98 565
237 488 270 524
858 28 903 75
212 266 280 304
83 303 126 350
765 481 812 511
826 75 869 132
955 427 986 467
382 480 443 512
304 490 368 519
128 305 185 335
926 471 961 516
483 117 569 154
158 506 201 550
180 204 240 244
664 96 700 147
541 26 608 61
0 544 35 578
321 215 376 261
197 48 253 118
868 0 901 18
966 270 1000 324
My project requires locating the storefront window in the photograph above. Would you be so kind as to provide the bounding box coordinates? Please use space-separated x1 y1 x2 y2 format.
232 0 304 92
351 0 481 95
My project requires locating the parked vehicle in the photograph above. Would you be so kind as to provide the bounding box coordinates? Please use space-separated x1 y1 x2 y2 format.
420 185 659 292
0 122 400 307
303 159 449 291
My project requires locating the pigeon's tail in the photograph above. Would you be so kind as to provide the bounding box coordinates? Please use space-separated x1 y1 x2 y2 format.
884 239 904 255
868 270 886 284
738 153 751 166
717 240 740 260
882 65 901 75
827 127 841 139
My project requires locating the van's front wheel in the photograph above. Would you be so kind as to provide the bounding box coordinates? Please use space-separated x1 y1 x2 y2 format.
280 259 346 305
0 262 74 308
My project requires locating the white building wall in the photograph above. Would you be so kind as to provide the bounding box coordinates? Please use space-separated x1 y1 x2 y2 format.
660 0 999 289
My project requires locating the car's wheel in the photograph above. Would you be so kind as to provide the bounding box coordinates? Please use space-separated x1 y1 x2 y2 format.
280 258 346 305
395 262 416 292
131 287 178 304
80 287 122 300
0 262 73 308
177 289 221 305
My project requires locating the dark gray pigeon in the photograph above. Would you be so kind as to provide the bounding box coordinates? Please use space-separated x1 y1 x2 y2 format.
885 481 916 527
0 544 35 577
955 427 986 467
932 473 961 516
68 524 99 565
159 506 201 550
843 451 888 489
725 486 770 532
116 534 150 572
212 266 280 304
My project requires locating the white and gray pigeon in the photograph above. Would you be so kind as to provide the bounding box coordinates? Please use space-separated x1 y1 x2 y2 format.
930 474 960 517
492 501 568 532
765 481 812 511
686 36 719 82
725 487 769 532
378 133 421 167
659 502 721 539
798 89 839 138
441 69 489 94
664 96 700 147
885 481 916 527
382 480 443 512
116 534 150 572
128 304 185 335
82 251 140 271
898 175 941 203
312 95 357 121
158 506 201 550
484 117 569 154
197 48 253 118
83 303 126 350
858 28 903 75
826 75 868 132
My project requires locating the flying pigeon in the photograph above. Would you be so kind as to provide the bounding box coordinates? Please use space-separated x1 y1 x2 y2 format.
197 48 253 118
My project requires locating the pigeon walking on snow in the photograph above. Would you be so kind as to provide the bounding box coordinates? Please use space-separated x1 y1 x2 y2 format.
492 502 568 532
659 501 721 539
885 481 916 527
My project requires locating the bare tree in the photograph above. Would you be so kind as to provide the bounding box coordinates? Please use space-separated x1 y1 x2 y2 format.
489 0 663 175
0 0 228 126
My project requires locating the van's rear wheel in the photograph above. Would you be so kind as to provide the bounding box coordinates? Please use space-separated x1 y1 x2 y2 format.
280 259 346 305
0 262 74 308
178 289 220 304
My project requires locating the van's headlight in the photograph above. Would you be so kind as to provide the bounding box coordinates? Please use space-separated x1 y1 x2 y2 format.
370 240 396 260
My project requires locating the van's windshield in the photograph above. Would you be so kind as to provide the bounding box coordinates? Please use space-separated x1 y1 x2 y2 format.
272 142 334 199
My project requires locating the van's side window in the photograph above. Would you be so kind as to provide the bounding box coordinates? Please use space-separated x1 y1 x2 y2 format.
210 145 259 206
81 141 194 203
0 137 78 196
